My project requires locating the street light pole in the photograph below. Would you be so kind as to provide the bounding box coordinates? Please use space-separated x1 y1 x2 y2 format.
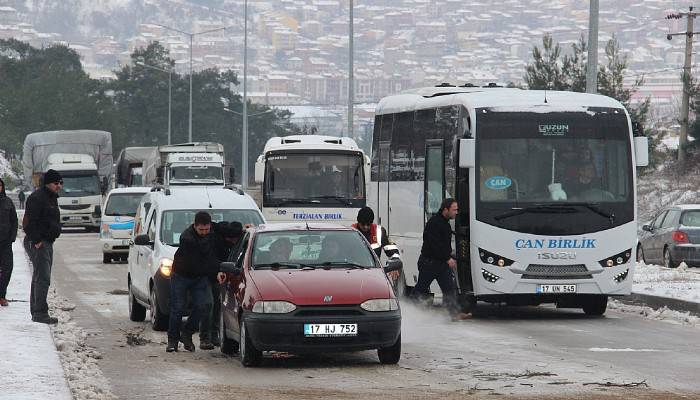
242 0 249 188
347 0 354 138
585 0 599 93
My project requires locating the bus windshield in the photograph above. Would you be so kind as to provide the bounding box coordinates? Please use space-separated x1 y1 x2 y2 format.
263 152 365 207
475 109 633 235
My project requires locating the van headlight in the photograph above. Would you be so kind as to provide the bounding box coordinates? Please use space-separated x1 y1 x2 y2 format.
360 298 399 312
159 258 173 277
252 301 296 314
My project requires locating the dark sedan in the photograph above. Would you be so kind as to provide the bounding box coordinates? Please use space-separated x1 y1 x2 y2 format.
638 205 700 268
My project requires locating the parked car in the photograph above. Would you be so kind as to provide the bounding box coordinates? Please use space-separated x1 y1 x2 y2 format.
218 223 403 367
101 187 150 263
127 186 264 330
638 204 700 268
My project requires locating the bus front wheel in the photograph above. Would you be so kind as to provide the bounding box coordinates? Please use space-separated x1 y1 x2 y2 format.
582 295 608 316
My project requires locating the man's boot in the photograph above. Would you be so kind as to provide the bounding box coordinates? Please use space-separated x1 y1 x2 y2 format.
181 331 195 352
166 338 179 353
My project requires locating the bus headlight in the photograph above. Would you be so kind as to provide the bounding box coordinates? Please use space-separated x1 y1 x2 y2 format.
598 249 632 268
159 258 173 277
479 248 514 267
252 301 296 314
482 269 500 283
361 299 399 312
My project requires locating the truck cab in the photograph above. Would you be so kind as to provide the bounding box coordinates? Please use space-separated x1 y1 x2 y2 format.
48 153 103 231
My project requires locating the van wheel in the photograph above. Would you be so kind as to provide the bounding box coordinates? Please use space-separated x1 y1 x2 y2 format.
103 254 111 264
150 288 169 331
219 308 238 355
378 334 401 364
128 279 146 322
239 318 262 367
582 296 608 316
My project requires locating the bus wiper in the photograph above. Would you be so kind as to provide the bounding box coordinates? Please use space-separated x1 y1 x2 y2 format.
310 195 352 206
564 202 616 223
495 205 578 221
275 199 321 206
254 262 302 270
317 261 371 269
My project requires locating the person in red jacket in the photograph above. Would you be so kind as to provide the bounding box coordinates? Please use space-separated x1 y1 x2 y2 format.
352 207 401 282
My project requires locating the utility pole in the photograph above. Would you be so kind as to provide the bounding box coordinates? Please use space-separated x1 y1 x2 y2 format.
347 0 354 138
585 0 599 93
667 7 699 167
242 0 249 188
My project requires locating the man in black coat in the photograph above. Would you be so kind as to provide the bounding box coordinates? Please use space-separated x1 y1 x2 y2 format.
0 177 18 307
24 169 63 324
199 221 244 349
413 198 470 321
167 211 219 352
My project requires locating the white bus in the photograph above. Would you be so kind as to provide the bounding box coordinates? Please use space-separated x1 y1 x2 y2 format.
254 135 369 225
369 86 649 315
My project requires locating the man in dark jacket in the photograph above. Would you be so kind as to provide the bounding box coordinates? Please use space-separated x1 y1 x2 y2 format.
412 198 470 321
199 221 243 349
167 211 219 352
25 169 63 324
0 177 18 307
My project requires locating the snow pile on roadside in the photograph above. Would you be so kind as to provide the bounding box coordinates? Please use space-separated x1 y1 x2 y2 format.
638 167 700 221
633 262 700 303
609 300 700 327
49 289 117 400
0 149 18 179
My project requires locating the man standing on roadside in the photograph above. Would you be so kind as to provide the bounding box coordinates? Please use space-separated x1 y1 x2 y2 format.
412 198 470 321
18 189 26 209
24 170 63 324
0 178 18 307
167 211 218 353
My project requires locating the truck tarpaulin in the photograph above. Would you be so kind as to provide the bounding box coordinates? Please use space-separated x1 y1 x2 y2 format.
22 130 113 189
115 147 158 186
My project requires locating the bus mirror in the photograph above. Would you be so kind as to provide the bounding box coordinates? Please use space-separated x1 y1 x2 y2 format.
634 136 649 167
458 139 476 168
254 161 265 184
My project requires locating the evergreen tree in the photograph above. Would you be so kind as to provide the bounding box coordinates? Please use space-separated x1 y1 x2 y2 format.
524 34 569 90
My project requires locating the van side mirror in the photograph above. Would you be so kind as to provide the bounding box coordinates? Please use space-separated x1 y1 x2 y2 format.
134 234 153 246
642 224 652 232
383 258 403 274
220 261 242 276
92 205 102 219
458 139 476 168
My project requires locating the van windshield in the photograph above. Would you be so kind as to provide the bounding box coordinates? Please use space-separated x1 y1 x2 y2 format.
160 209 264 246
105 193 147 217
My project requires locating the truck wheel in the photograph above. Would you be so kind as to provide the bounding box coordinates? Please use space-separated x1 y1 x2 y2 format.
103 254 111 264
239 319 262 367
378 334 401 364
150 288 169 331
128 279 146 322
582 296 608 316
219 309 238 355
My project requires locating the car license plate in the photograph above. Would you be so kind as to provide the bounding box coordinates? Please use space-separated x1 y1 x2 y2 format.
304 323 357 337
537 284 576 294
69 216 82 221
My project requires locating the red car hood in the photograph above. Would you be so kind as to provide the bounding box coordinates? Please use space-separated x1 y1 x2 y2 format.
249 268 393 306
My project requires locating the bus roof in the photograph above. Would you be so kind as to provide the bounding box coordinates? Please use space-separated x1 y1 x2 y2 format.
262 135 361 154
376 87 626 116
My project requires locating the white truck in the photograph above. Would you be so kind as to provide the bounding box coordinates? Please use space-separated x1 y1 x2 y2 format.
22 130 113 231
254 135 369 225
142 142 230 186
115 147 158 187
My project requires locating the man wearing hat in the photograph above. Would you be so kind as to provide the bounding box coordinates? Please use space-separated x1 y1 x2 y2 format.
352 207 402 282
25 169 63 324
199 221 244 349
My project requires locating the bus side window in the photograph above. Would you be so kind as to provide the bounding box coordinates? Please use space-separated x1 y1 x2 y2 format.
425 140 445 220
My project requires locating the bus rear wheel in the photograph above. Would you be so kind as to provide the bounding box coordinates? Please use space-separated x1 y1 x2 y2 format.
582 295 608 316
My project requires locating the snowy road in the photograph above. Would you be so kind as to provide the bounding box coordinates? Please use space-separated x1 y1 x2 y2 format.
50 231 700 400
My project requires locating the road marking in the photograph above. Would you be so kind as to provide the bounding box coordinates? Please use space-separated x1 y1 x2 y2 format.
588 348 659 352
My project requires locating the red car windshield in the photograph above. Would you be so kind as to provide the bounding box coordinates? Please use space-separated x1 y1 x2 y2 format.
252 231 376 269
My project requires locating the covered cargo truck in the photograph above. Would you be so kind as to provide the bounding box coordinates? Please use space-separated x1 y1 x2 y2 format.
22 130 113 230
142 142 228 186
115 146 158 187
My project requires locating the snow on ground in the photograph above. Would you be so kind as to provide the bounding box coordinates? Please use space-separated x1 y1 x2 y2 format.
633 262 700 303
0 242 72 400
609 300 700 327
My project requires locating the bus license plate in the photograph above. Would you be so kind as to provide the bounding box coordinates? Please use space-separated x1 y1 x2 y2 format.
537 284 576 294
304 323 357 337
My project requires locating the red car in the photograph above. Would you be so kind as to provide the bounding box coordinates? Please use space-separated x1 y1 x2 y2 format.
218 223 402 367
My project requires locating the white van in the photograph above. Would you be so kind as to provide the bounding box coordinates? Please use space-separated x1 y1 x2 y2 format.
101 187 150 263
127 186 264 330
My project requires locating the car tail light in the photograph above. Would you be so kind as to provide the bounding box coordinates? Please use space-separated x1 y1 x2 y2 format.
672 231 690 244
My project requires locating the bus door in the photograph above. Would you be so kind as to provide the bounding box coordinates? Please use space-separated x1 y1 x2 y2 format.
424 140 445 222
378 141 391 228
